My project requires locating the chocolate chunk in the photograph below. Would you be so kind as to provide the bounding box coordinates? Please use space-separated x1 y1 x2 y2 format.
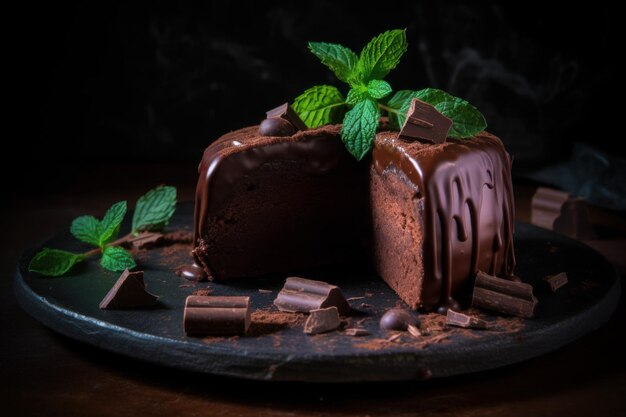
472 271 538 318
183 296 250 336
446 309 488 329
304 307 341 335
544 272 568 292
266 102 307 131
273 277 350 315
399 98 452 144
259 117 297 137
99 269 158 309
379 308 419 331
531 187 595 239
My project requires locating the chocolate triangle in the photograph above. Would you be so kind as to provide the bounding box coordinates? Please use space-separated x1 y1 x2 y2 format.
99 269 158 309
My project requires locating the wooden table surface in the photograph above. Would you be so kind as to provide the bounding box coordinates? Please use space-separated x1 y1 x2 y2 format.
2 164 625 417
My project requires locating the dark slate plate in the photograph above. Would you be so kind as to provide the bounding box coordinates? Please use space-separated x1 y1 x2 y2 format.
14 204 620 382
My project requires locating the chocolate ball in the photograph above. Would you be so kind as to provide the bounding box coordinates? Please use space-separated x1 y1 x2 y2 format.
379 308 419 331
259 117 297 137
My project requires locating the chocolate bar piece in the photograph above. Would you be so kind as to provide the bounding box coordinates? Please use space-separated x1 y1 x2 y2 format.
472 271 538 318
266 102 307 131
273 277 350 315
304 307 341 335
399 98 452 144
531 187 595 239
99 269 158 309
544 272 568 292
446 309 488 329
183 296 250 335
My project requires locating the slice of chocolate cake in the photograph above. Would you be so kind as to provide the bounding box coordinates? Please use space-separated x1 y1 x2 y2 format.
192 125 515 311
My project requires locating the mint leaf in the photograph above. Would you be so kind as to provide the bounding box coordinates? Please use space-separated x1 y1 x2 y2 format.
308 42 358 84
414 88 455 106
132 185 177 235
386 90 418 130
293 85 346 128
346 86 368 105
70 215 100 246
98 201 127 247
366 80 392 99
357 29 407 82
29 248 84 277
435 98 487 138
341 98 380 160
101 246 136 272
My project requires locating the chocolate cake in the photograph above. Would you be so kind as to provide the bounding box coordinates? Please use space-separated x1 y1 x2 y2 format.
192 124 515 311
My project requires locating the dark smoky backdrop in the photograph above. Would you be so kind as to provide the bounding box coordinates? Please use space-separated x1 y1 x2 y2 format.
16 1 619 193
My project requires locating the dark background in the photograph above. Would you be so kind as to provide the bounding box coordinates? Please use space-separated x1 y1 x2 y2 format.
15 1 619 193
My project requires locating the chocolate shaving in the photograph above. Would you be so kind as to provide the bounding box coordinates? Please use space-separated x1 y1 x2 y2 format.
446 309 488 329
304 307 341 335
99 269 158 310
407 324 422 338
183 296 250 336
399 98 452 144
128 232 164 249
274 277 350 315
544 272 568 292
344 328 371 337
472 271 538 318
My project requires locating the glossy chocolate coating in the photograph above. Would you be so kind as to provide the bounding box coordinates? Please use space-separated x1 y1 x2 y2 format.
379 308 419 331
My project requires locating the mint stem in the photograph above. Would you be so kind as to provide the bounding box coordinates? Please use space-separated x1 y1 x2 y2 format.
81 232 135 258
378 103 399 115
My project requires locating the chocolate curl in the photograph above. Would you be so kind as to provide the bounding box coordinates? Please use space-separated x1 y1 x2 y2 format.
183 296 251 335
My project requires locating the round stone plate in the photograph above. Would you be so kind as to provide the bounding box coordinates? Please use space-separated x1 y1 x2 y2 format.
14 204 620 382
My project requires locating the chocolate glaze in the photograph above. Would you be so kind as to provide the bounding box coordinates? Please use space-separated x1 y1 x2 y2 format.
193 124 515 311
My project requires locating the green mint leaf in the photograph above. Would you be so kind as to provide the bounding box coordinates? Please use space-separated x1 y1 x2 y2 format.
308 42 358 84
386 90 419 130
70 215 101 246
435 98 487 138
98 201 127 247
357 29 407 82
29 248 84 277
366 80 392 99
341 98 380 160
414 88 455 106
293 85 346 128
346 86 369 105
132 185 177 235
100 246 136 272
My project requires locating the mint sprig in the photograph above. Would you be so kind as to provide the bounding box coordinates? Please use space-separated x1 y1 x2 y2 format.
292 29 488 160
29 185 178 277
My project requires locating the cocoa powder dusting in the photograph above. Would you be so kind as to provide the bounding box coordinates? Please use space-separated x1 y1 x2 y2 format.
191 287 213 296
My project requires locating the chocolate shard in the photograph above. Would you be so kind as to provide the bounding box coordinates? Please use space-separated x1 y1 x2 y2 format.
446 309 488 329
544 272 568 292
273 277 350 315
99 269 158 310
183 296 250 336
531 187 595 239
304 307 341 335
344 328 371 337
472 271 537 318
266 102 307 131
128 232 164 249
399 98 452 144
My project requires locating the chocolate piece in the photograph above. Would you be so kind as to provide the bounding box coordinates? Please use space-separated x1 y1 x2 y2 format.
531 187 595 239
266 102 307 131
544 272 568 292
99 269 158 309
472 271 538 318
128 232 164 249
446 309 488 329
344 328 371 337
183 295 250 335
175 264 208 282
304 306 341 335
259 117 297 137
399 98 452 144
379 308 419 331
273 277 350 315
